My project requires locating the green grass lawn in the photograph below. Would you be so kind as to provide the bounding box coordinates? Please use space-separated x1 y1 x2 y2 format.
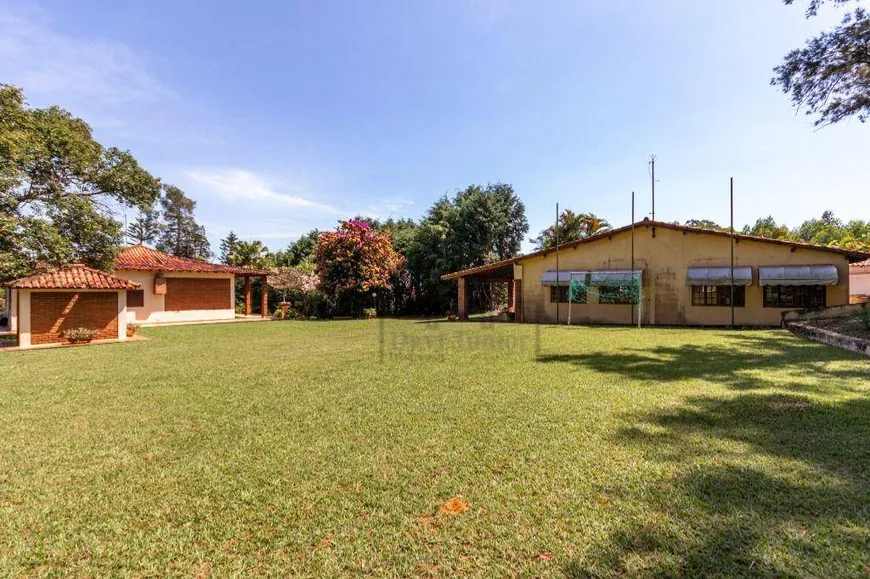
1 320 869 577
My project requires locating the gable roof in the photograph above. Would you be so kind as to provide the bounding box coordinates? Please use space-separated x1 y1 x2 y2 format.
115 245 270 275
441 220 870 280
8 265 142 290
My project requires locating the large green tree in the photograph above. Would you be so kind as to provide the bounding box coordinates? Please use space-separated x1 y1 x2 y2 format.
774 1 870 126
405 183 528 313
156 185 211 260
0 85 160 282
275 229 320 267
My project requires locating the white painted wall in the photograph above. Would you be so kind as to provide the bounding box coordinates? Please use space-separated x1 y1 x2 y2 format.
9 288 17 333
17 290 30 349
116 270 236 326
851 271 870 295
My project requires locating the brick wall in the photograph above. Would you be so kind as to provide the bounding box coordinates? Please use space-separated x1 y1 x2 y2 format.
165 278 231 311
30 292 119 345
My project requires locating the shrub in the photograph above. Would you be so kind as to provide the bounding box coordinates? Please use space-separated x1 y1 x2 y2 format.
362 308 377 320
273 308 286 320
853 308 870 330
63 327 98 344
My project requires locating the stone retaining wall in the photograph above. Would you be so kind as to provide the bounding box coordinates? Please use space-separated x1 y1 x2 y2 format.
782 301 869 324
787 321 870 358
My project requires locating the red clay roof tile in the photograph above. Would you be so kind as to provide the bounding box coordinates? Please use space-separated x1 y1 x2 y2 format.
115 245 269 275
9 265 142 290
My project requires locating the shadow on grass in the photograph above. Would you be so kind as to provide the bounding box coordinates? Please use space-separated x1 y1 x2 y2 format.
538 332 869 393
414 314 510 324
563 392 870 577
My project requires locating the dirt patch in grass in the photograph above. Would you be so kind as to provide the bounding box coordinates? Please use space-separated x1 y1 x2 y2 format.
808 316 870 341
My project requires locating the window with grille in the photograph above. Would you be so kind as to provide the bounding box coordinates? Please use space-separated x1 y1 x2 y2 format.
550 286 587 304
763 285 826 308
691 285 745 307
598 286 634 305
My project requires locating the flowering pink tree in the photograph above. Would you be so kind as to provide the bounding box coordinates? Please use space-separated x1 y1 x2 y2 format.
315 220 402 314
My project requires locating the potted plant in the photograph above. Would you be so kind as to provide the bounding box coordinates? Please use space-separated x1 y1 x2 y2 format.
126 323 141 338
268 268 297 317
63 327 98 344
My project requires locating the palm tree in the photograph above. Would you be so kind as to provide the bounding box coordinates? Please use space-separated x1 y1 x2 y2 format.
233 240 273 269
578 213 611 238
532 210 612 250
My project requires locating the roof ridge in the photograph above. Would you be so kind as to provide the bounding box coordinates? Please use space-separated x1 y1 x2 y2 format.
441 220 870 280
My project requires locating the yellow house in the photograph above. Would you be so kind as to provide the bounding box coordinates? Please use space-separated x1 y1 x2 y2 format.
442 220 870 326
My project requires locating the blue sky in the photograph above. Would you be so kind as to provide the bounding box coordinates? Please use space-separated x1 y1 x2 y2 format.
1 0 867 253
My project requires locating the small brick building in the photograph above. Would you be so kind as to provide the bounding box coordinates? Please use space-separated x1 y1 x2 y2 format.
113 245 270 325
7 265 139 349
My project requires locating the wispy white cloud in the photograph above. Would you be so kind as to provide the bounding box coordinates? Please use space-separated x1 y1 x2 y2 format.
363 197 415 219
186 168 338 213
0 2 172 108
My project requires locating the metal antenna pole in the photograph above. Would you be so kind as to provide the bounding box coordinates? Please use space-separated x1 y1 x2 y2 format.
650 154 656 222
555 202 560 325
730 177 735 329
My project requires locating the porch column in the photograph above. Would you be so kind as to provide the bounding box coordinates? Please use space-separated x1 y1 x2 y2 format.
514 280 523 323
260 275 268 318
244 277 252 316
457 277 468 320
507 279 515 311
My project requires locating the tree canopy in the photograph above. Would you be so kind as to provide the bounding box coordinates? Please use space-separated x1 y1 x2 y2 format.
219 231 241 265
404 183 528 313
156 185 211 260
126 210 160 246
275 230 319 267
232 240 272 269
774 1 870 126
0 84 160 282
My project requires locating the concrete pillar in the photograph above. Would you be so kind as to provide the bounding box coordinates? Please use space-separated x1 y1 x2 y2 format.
9 288 17 332
244 277 252 316
457 277 468 320
261 275 269 318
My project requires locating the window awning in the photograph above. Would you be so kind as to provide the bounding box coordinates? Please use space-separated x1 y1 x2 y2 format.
541 270 643 286
686 266 752 286
758 265 839 286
